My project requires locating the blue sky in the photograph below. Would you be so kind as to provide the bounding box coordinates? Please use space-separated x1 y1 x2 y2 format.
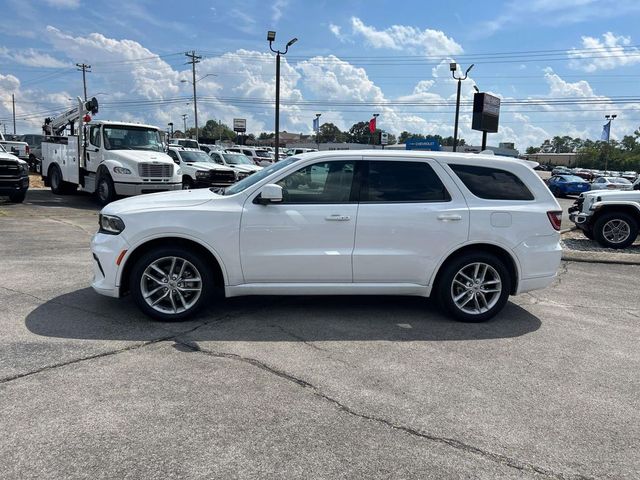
1 0 640 149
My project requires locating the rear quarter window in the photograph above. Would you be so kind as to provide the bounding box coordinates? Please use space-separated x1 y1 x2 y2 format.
449 164 534 201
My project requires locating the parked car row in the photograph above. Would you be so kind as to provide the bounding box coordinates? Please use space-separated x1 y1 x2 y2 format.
546 171 637 198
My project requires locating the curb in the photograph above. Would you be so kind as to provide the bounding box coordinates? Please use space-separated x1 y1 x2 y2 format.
561 250 640 266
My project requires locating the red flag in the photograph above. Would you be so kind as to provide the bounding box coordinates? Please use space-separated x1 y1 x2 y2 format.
369 117 376 133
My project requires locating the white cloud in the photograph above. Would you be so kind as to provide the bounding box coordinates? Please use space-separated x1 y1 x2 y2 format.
568 32 640 72
0 47 70 68
44 0 81 8
328 24 342 39
347 17 463 56
271 0 289 23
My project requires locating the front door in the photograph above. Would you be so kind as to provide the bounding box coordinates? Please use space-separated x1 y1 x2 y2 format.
353 158 469 285
240 159 360 283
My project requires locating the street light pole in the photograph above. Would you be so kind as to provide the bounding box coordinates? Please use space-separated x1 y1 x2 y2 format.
181 114 188 135
604 114 617 173
268 31 297 161
450 63 474 152
315 113 321 150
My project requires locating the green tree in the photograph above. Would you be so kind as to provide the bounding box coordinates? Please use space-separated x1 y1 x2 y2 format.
526 146 541 154
318 123 347 143
347 121 372 144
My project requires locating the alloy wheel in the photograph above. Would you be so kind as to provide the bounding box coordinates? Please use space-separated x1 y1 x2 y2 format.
602 219 631 244
140 256 202 315
451 262 502 315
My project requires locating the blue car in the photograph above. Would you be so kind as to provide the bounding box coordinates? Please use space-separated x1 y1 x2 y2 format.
547 175 591 197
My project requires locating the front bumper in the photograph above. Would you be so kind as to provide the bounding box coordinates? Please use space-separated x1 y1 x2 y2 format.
91 232 131 298
0 175 29 195
114 181 181 196
568 212 592 230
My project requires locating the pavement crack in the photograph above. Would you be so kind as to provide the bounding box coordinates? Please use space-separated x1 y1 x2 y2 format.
173 340 593 480
47 217 96 236
0 337 172 385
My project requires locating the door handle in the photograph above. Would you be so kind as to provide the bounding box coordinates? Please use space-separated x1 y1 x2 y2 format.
437 214 462 222
325 215 351 221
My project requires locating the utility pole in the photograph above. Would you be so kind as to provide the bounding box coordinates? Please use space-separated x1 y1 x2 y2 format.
181 114 188 135
185 51 201 141
76 63 91 101
12 94 16 134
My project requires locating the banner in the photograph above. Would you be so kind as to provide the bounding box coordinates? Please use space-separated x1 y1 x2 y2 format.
369 117 376 133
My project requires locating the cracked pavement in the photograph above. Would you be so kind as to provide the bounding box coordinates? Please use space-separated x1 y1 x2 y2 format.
0 191 638 479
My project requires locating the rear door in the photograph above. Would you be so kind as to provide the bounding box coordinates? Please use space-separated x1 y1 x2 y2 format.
353 158 469 285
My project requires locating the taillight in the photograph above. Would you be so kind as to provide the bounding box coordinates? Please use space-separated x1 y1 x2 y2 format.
547 211 562 231
26 145 30 154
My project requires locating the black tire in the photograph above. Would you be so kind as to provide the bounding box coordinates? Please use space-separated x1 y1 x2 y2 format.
9 189 27 203
182 176 194 190
130 246 214 321
48 164 76 195
96 170 117 206
593 212 638 249
435 252 511 323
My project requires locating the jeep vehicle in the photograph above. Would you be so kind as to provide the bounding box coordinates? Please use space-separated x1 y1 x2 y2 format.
0 143 29 203
569 190 640 249
166 146 237 189
91 151 562 323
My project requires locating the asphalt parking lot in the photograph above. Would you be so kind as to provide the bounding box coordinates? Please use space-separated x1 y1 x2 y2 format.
1 190 638 479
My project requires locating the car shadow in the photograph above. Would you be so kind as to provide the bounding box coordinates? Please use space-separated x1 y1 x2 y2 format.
25 288 542 343
0 189 100 210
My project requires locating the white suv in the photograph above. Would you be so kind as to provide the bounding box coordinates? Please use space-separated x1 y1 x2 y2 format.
91 151 562 322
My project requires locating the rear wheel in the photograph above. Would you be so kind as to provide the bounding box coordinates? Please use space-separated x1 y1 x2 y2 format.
436 252 511 323
130 246 213 321
593 212 638 249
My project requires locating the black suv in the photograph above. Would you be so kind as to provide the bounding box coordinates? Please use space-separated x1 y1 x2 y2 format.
0 145 29 203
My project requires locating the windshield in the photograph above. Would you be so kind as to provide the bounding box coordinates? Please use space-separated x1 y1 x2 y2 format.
178 139 199 149
180 151 213 163
103 126 162 151
0 143 5 153
255 150 271 158
223 153 253 165
222 157 297 195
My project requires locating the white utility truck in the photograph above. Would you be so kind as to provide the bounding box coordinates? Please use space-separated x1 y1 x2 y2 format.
42 97 181 205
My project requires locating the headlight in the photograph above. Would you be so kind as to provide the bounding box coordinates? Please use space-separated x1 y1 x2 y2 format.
19 164 29 175
176 168 182 175
99 214 125 235
196 171 209 178
113 167 131 175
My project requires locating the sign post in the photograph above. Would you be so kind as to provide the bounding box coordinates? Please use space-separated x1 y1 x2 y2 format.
233 118 246 145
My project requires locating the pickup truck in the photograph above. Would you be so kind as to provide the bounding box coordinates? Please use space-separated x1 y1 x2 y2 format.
0 132 29 162
569 190 640 249
0 143 29 203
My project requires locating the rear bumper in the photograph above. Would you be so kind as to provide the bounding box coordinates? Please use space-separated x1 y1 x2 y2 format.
517 274 557 294
512 234 562 293
0 175 29 194
114 181 181 196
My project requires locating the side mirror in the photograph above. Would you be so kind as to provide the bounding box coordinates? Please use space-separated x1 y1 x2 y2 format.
256 184 283 205
172 158 180 165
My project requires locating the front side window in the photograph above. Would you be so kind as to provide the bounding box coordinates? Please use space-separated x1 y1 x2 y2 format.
449 164 534 201
223 153 253 165
276 160 355 204
89 126 101 147
362 161 450 202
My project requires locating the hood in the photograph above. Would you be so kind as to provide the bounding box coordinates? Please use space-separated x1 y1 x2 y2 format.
102 188 218 216
229 164 261 173
584 190 640 201
189 162 235 172
107 150 173 165
0 151 23 163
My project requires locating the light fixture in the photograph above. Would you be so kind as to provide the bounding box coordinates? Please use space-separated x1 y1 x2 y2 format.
267 31 276 42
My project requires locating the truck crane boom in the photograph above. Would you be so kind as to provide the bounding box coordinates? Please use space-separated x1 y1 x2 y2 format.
43 96 99 136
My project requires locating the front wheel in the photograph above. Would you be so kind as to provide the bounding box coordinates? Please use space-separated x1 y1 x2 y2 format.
130 247 214 321
96 171 117 206
182 177 194 190
593 212 638 249
9 189 27 203
436 252 511 323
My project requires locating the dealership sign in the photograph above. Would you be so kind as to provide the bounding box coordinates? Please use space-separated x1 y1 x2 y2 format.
472 93 500 133
233 118 246 132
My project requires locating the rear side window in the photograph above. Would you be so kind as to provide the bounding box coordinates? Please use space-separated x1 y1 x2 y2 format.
363 161 450 202
449 164 534 201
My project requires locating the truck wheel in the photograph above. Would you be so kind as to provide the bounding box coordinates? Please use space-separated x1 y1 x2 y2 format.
182 177 194 190
436 252 511 323
49 165 66 195
593 212 638 249
130 246 213 321
9 189 27 203
96 171 117 206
